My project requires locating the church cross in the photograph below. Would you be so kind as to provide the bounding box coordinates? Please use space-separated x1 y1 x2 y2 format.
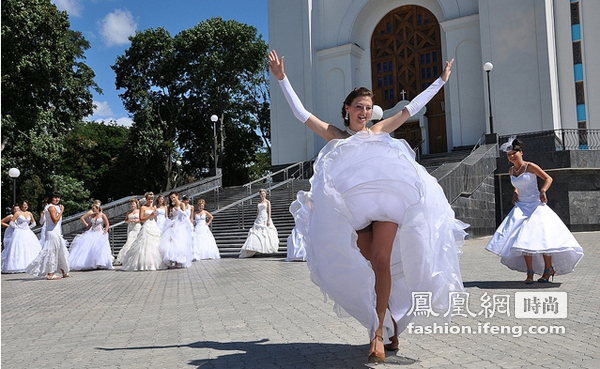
400 89 407 100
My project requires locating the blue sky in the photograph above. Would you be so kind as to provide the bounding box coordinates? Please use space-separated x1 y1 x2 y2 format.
51 0 269 126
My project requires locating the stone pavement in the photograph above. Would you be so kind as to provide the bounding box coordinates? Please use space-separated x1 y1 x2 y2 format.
2 231 599 369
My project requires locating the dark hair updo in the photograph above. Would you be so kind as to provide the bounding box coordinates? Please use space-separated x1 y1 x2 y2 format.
341 87 374 127
511 138 523 152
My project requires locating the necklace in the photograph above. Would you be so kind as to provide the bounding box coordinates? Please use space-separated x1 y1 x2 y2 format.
345 127 370 136
514 161 526 173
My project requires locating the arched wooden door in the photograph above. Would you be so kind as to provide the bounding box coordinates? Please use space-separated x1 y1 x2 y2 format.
371 5 447 153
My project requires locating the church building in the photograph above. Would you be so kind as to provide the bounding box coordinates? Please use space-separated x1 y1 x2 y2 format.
268 0 599 166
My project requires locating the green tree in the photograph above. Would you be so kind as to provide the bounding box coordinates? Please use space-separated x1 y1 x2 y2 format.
1 0 100 214
112 17 269 189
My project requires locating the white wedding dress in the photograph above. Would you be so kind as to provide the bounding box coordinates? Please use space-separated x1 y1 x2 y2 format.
1 214 42 273
486 166 584 275
291 131 467 340
239 202 279 258
115 212 142 264
193 212 221 260
68 216 114 270
159 206 193 268
121 210 166 271
26 205 70 277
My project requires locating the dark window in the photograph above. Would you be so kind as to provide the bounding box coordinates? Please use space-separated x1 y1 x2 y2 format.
571 2 580 25
575 81 585 105
572 41 582 64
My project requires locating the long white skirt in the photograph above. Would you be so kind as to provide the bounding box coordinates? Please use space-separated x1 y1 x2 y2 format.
1 227 42 273
121 220 166 272
193 223 221 260
68 230 114 270
26 232 70 277
291 131 467 340
239 220 279 258
116 223 142 264
485 199 584 275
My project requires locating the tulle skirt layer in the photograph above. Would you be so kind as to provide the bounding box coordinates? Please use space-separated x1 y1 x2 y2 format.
485 200 584 275
1 228 42 273
26 232 70 277
239 220 279 258
285 225 306 262
193 223 221 260
160 218 194 267
121 220 166 272
68 230 114 270
115 223 142 264
291 132 467 339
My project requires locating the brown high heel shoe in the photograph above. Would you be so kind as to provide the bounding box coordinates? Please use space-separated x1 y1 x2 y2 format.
368 334 385 363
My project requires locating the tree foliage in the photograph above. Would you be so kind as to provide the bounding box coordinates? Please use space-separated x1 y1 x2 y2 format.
112 17 270 189
1 0 100 215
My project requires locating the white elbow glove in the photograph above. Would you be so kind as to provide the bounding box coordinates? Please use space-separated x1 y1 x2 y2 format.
29 220 37 229
405 77 445 117
278 76 312 123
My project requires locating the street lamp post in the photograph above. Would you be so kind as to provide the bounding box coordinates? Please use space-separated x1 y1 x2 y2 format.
175 160 182 188
483 62 494 134
8 168 20 205
210 115 219 176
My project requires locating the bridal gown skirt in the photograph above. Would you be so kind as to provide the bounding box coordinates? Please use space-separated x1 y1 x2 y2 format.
291 131 467 340
1 227 42 273
68 230 114 270
193 223 221 260
26 232 70 277
121 220 166 271
116 223 142 264
160 218 194 268
485 199 584 275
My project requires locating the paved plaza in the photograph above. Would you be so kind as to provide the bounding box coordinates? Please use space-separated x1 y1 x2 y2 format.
1 231 599 369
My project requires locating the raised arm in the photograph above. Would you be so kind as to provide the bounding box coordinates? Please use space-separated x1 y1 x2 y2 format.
371 58 454 134
268 50 346 141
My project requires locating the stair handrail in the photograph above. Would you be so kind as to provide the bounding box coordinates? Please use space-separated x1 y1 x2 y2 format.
412 139 426 162
244 161 304 195
213 178 296 229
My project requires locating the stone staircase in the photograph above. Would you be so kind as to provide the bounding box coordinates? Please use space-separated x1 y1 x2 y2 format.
418 146 473 172
208 179 311 257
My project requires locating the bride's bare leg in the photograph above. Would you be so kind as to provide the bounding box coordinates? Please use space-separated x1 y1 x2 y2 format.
357 221 398 361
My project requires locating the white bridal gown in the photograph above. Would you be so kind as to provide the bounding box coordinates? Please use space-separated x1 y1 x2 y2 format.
159 206 193 268
68 216 114 270
486 166 584 275
115 211 142 264
1 214 41 273
239 202 279 258
26 205 70 277
290 130 467 340
193 212 221 260
121 210 166 271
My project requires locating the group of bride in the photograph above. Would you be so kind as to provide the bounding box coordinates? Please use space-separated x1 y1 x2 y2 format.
115 192 221 272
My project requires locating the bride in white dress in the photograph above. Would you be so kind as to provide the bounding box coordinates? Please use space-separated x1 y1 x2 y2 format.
159 192 193 268
1 201 41 273
486 138 584 283
115 199 142 265
239 189 279 258
68 203 114 270
269 50 466 363
155 195 168 231
193 199 220 260
121 192 167 271
26 193 70 280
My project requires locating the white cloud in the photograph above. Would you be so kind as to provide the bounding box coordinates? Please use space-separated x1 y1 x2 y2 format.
115 117 133 127
93 100 114 117
99 9 137 47
52 0 84 18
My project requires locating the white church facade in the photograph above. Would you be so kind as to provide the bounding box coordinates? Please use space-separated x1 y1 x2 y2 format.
267 0 599 165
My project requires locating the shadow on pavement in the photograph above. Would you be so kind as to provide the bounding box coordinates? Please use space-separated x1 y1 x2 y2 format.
98 339 419 368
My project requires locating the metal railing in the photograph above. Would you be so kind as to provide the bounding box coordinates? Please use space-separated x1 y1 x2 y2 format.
213 178 297 230
244 161 306 196
499 128 600 153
